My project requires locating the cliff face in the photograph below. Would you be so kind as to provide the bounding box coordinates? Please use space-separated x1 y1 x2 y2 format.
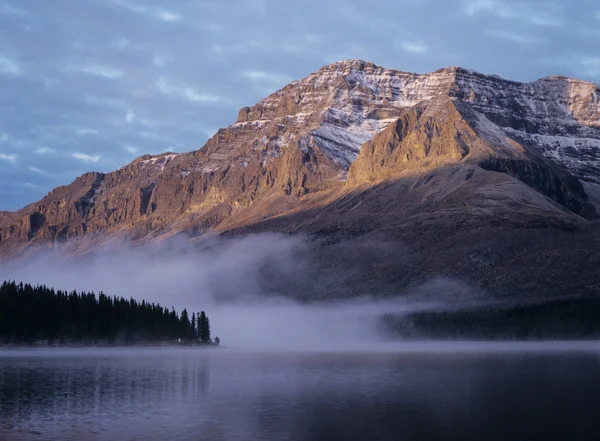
347 99 596 219
1 60 600 256
347 102 474 185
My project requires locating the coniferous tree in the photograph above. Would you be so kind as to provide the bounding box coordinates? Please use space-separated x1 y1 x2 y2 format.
191 312 196 340
0 281 217 345
181 309 190 341
199 311 211 343
205 315 211 343
198 311 205 342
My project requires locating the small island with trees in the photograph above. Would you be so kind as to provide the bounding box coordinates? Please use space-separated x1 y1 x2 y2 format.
0 280 221 347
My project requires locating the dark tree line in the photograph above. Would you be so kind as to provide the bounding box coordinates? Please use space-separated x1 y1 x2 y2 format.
380 297 600 340
0 281 220 345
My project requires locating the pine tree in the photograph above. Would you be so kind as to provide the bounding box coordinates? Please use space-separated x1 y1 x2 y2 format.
199 311 211 343
205 315 211 343
181 309 190 341
197 312 201 340
214 336 220 346
191 312 196 340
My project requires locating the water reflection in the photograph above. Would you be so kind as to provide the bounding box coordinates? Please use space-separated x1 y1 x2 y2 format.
0 347 599 441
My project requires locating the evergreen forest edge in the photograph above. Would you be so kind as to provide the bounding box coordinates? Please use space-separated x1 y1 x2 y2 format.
380 297 600 340
0 281 221 346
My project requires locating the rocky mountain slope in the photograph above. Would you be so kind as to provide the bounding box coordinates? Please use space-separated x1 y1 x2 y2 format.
1 60 600 298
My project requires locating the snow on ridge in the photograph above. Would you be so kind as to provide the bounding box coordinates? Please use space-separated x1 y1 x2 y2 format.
311 123 374 166
220 61 600 175
231 119 270 128
455 71 600 130
504 127 600 183
344 70 380 93
297 68 460 166
87 183 103 205
136 153 179 174
452 69 600 183
472 112 519 154
221 64 459 168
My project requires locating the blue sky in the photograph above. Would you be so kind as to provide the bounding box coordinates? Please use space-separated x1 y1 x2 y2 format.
0 0 598 210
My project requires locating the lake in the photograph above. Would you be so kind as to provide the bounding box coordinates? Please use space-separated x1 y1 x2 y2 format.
1 343 599 441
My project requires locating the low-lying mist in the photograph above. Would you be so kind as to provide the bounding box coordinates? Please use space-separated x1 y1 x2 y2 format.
0 233 483 349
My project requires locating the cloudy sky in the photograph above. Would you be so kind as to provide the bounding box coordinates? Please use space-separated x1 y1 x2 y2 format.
0 0 598 210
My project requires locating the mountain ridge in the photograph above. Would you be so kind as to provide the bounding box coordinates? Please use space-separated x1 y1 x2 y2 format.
1 60 600 264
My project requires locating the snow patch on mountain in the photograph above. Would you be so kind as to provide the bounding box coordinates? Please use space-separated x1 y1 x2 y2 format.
226 60 600 182
505 128 600 184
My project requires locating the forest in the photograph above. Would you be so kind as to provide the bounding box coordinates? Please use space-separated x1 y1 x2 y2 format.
0 280 220 346
380 297 600 340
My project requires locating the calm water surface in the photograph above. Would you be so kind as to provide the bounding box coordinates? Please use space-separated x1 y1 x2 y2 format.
1 343 599 441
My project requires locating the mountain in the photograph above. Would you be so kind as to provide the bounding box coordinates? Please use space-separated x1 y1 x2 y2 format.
1 60 600 298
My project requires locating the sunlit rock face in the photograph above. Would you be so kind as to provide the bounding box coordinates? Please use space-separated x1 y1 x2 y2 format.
1 60 599 256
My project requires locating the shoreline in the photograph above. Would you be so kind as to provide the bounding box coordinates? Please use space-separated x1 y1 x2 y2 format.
0 342 221 350
1 340 599 355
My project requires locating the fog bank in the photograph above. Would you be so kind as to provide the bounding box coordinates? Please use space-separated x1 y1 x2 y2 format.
0 234 483 349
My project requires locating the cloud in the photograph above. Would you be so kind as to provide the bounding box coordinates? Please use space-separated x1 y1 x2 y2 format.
34 147 55 155
111 37 144 52
73 152 100 162
398 41 429 54
113 0 147 14
155 9 181 22
212 42 250 55
29 166 49 176
113 0 181 23
183 88 220 102
528 16 562 27
0 2 26 15
125 110 136 123
119 110 155 127
156 77 221 103
75 64 124 79
464 0 562 27
76 128 99 136
124 145 138 154
0 55 21 75
241 70 292 84
85 96 127 108
488 30 542 43
465 0 511 16
153 54 171 67
0 153 17 163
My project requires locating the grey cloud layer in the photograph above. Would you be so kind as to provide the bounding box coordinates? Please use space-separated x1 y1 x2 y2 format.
0 0 597 210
